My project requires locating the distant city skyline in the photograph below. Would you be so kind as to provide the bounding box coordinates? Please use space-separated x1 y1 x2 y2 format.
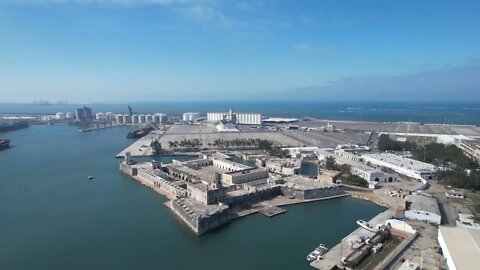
1 0 480 102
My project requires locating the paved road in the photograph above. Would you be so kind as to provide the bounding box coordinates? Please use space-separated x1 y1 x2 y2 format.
427 182 457 226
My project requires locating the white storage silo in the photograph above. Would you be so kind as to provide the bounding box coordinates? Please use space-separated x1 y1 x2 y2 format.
123 114 130 124
146 114 153 123
138 114 146 124
131 115 139 124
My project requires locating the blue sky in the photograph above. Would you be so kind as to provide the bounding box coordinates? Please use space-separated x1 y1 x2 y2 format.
1 0 480 102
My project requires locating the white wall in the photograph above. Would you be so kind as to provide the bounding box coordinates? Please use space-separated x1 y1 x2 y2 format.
405 209 441 224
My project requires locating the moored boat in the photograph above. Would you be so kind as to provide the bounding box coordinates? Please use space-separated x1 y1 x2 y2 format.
306 244 329 261
0 139 10 151
357 220 378 232
126 127 153 139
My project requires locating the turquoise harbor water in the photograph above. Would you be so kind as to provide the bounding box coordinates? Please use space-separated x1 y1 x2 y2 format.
0 125 384 270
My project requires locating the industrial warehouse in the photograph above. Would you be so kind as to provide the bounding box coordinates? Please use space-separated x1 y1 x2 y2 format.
207 109 262 125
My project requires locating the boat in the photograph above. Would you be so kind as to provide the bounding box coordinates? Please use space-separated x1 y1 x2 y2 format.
0 139 10 151
306 244 329 261
87 176 94 180
357 220 378 232
126 127 153 139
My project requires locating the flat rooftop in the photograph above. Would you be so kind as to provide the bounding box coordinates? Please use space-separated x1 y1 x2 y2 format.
224 167 267 176
169 164 227 183
314 147 381 173
266 158 302 168
406 194 440 215
363 153 437 172
175 197 228 217
439 226 480 270
282 175 336 191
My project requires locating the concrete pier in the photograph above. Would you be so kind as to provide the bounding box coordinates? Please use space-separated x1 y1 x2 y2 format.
258 206 287 217
117 130 163 157
310 207 395 270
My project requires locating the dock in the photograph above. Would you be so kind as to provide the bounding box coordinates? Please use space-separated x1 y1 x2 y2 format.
258 206 287 217
116 130 163 157
310 207 395 270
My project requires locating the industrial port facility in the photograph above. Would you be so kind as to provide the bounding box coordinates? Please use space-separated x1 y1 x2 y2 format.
4 107 480 270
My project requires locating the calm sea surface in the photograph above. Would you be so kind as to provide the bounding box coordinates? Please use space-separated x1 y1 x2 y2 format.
0 125 384 270
2 101 480 124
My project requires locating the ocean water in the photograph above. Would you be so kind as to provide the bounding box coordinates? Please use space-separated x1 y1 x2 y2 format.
0 125 385 270
1 101 480 125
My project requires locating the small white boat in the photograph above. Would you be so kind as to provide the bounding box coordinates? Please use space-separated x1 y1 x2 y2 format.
357 220 378 232
306 244 329 261
307 250 321 261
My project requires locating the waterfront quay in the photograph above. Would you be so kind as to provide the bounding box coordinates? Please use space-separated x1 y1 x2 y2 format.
310 206 396 270
119 151 347 235
114 119 478 268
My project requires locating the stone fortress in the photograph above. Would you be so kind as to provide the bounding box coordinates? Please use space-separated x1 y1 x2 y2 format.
120 151 345 235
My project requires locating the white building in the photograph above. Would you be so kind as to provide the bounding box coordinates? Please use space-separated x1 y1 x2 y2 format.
236 113 262 125
438 226 480 270
316 148 397 184
115 114 123 124
207 109 261 125
405 194 441 224
288 147 397 188
363 153 437 180
95 112 105 120
216 121 239 132
105 112 113 120
458 141 480 163
183 112 201 122
65 112 74 119
55 112 66 120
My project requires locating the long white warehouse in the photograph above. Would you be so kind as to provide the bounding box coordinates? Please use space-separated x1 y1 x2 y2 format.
438 226 480 270
362 153 437 180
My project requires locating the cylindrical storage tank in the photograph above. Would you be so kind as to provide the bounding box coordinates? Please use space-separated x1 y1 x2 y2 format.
65 112 74 119
96 112 105 120
156 113 167 123
146 114 153 123
138 114 146 124
55 112 66 120
115 114 123 123
123 114 130 124
131 115 139 124
153 114 160 124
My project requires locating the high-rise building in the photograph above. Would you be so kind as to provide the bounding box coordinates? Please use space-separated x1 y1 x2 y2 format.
83 106 93 120
75 108 84 120
75 106 94 121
